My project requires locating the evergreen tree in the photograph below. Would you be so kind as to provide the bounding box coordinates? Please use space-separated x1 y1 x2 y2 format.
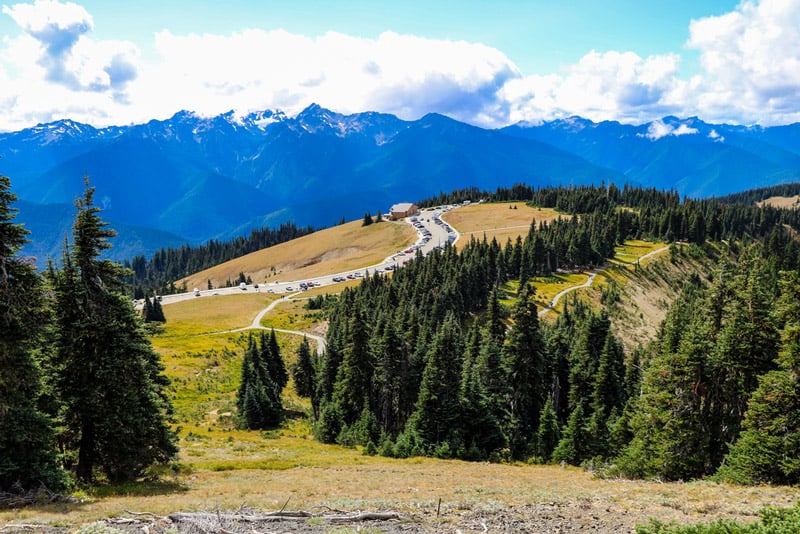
261 330 288 393
292 336 316 398
362 213 374 226
372 318 408 436
716 270 800 485
0 174 66 491
237 334 281 429
331 311 373 426
406 313 464 451
536 397 560 462
552 403 589 465
502 283 547 459
151 294 166 322
460 327 506 458
48 180 177 483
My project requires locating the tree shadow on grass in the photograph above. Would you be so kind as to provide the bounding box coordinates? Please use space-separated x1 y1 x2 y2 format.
86 477 189 499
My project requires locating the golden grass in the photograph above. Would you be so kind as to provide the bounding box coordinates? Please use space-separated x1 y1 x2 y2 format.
611 240 667 266
443 202 564 244
757 195 800 209
4 449 796 530
179 220 415 289
154 294 277 337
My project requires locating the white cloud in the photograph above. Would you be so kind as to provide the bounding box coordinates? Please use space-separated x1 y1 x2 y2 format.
501 50 685 125
131 29 519 126
1 0 800 131
638 119 699 141
686 0 800 125
3 0 138 104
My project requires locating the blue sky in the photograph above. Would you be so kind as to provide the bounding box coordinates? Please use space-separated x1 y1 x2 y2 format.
1 0 798 130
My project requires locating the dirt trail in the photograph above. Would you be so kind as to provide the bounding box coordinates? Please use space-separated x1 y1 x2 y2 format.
538 246 670 317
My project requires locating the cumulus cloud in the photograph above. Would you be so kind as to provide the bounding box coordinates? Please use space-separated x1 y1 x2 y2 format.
501 50 685 125
1 0 800 131
686 0 800 125
2 0 137 95
129 29 519 127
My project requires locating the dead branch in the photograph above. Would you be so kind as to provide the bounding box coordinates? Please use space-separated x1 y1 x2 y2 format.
327 511 401 522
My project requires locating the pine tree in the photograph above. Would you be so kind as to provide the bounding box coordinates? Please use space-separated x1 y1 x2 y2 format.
48 179 177 483
0 174 66 491
292 336 316 398
406 313 464 452
716 270 800 485
502 283 547 459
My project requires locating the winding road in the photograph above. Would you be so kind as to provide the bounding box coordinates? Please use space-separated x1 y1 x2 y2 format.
158 204 464 354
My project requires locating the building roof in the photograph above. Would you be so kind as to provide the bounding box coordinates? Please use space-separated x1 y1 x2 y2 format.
390 202 416 212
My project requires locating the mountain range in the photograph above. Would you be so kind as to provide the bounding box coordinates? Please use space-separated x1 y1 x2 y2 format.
2 104 799 263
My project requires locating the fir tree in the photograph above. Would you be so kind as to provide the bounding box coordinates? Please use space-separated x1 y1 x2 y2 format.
292 336 316 398
237 334 281 429
502 283 547 459
406 313 464 451
331 311 373 426
261 330 288 393
48 179 177 483
0 174 66 491
716 270 800 485
536 397 560 462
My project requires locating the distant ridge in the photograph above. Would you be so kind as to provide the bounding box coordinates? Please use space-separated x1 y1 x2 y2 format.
2 104 799 261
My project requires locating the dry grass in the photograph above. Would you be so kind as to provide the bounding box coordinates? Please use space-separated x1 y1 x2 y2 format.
443 202 564 244
757 195 800 209
179 220 415 289
155 294 277 337
3 452 796 530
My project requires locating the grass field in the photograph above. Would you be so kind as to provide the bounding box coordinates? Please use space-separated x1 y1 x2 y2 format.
179 220 416 289
442 202 564 244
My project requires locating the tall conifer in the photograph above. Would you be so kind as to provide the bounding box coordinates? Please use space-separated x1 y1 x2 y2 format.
48 179 177 483
0 174 65 490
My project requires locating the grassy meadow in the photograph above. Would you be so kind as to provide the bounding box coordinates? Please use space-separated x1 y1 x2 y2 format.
179 219 416 289
441 202 564 244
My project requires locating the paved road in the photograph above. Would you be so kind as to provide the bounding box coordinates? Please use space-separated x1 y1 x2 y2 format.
149 204 467 353
537 245 671 317
154 204 463 307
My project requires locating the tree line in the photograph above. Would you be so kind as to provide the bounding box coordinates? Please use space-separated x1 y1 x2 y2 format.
124 222 314 295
